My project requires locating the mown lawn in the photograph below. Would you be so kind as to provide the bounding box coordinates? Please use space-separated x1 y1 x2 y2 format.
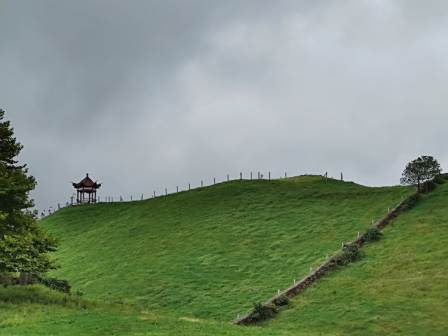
267 182 448 335
42 176 411 321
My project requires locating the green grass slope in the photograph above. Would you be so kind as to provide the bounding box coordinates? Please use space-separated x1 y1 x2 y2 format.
267 182 448 335
42 176 411 321
0 286 272 336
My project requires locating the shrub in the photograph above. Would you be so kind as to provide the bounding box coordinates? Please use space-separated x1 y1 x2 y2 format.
402 193 420 210
39 278 71 294
75 290 84 297
272 294 289 307
433 175 445 185
364 227 382 242
421 180 437 194
336 244 360 266
250 302 278 322
0 273 14 286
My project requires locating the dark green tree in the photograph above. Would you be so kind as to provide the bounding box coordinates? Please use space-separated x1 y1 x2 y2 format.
400 156 442 192
0 109 57 283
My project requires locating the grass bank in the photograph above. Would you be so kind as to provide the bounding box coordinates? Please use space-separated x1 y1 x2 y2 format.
42 176 411 320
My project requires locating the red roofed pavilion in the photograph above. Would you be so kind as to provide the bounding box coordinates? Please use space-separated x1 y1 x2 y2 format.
72 173 101 204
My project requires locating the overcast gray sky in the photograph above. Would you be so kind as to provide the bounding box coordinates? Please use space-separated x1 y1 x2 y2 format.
1 0 447 212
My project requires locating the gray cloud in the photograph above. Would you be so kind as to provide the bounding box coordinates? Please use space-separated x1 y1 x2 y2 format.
1 0 447 211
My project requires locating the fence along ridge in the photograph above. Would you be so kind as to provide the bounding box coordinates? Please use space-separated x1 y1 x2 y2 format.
39 171 299 218
98 172 346 206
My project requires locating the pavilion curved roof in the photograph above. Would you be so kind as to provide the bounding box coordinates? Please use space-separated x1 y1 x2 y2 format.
72 174 101 189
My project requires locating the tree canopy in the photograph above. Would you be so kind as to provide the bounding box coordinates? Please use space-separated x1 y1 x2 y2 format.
400 156 442 192
0 109 57 278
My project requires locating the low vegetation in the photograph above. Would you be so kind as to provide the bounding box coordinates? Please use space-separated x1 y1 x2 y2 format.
363 227 382 242
335 243 361 266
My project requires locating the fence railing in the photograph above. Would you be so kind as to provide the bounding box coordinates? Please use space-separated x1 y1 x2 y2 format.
38 170 345 219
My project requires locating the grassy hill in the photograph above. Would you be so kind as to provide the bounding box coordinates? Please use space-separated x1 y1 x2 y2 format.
2 286 289 336
0 286 270 336
266 181 448 335
40 175 410 321
10 175 448 335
